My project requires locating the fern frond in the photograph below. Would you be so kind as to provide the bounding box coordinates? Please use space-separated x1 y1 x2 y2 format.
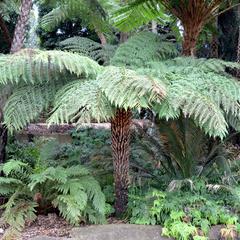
52 191 88 225
48 80 114 126
0 0 20 22
0 49 101 85
77 176 106 214
111 32 179 68
112 0 169 32
143 57 240 139
3 81 66 132
1 188 37 239
1 160 27 176
98 66 166 109
59 37 117 65
41 0 109 33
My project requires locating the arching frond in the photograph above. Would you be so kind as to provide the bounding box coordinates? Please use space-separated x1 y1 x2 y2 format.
0 49 101 85
98 66 166 109
111 31 179 68
40 0 109 32
142 57 240 139
3 81 65 132
112 0 169 32
59 37 117 65
48 80 114 126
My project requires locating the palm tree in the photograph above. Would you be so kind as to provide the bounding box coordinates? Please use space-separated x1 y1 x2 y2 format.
0 0 32 164
113 0 240 56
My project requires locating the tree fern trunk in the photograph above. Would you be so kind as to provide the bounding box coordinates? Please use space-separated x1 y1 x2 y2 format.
182 22 203 56
111 109 132 216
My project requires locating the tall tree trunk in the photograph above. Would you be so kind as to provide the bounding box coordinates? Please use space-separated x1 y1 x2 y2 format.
0 0 32 164
0 15 12 48
111 109 132 216
10 0 33 53
182 21 203 56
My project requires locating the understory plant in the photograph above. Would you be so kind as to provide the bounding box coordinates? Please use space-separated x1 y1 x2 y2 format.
128 180 240 240
0 153 106 239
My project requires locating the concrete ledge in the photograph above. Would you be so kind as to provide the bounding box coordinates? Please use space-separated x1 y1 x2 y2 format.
32 224 240 240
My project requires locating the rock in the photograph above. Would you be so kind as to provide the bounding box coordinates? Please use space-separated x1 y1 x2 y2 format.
70 224 172 240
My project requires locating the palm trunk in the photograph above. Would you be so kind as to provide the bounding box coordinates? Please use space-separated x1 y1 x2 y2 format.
0 15 12 49
111 109 132 216
182 21 203 56
0 0 32 164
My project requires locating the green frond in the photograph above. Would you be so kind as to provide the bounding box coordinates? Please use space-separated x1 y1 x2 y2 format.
0 0 20 22
3 81 65 132
59 37 117 65
1 188 37 239
48 80 114 126
77 176 106 214
0 49 101 85
98 66 166 109
143 57 240 139
1 160 27 176
111 32 179 68
29 164 106 225
112 0 169 32
41 0 109 32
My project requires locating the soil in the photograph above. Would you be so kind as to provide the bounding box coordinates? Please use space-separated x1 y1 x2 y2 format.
0 214 72 240
0 214 127 240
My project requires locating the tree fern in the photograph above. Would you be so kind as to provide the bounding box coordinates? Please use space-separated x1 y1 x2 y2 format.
59 37 117 65
111 31 179 68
